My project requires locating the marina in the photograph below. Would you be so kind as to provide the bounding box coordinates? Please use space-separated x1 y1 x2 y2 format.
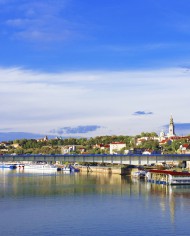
2 160 190 186
0 161 81 173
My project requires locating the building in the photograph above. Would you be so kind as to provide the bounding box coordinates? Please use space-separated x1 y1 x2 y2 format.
61 145 76 154
158 115 176 142
93 144 110 150
167 115 176 138
110 142 126 154
37 136 49 142
179 144 190 154
136 136 159 146
159 130 166 142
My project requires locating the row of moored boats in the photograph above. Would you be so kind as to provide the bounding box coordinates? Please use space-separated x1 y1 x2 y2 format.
0 163 79 172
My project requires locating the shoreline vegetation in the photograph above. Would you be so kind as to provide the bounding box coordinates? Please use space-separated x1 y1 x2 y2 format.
0 132 190 155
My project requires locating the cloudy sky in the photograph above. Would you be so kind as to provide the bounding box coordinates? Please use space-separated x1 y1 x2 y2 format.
1 0 190 139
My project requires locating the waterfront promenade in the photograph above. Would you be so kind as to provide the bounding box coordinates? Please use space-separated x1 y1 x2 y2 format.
1 154 190 165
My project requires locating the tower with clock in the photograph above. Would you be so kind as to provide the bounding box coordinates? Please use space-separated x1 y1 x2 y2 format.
167 115 176 137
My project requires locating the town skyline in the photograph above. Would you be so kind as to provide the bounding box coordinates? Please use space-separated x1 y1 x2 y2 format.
0 115 190 142
1 1 190 138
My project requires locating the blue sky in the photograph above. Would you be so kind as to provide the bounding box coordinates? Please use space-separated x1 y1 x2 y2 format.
1 0 190 139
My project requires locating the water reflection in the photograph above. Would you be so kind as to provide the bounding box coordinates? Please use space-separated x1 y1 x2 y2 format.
0 169 132 198
1 169 190 198
1 169 190 236
1 168 190 224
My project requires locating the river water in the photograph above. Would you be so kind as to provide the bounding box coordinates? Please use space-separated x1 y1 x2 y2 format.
0 169 190 236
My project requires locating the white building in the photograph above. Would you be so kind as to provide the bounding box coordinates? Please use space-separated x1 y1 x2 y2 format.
61 145 76 154
167 115 176 138
110 142 126 154
159 115 176 141
159 130 166 142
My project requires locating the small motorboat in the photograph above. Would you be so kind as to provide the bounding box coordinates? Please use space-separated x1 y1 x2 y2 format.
131 170 146 178
61 166 71 172
0 163 17 169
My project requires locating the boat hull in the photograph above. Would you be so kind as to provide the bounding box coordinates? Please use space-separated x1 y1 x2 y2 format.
23 164 58 172
0 164 17 169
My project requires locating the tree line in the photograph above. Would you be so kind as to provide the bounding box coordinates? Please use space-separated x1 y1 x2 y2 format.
1 132 190 154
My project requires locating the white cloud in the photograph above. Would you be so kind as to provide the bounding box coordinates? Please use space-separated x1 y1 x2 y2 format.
0 66 190 136
2 0 80 42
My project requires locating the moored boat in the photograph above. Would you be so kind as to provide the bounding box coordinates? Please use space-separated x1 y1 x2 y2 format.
70 165 80 172
23 164 59 172
61 166 71 172
61 165 80 172
132 170 146 178
0 163 17 169
131 168 146 178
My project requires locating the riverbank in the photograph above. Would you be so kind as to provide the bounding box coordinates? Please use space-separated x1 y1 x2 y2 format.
78 166 133 175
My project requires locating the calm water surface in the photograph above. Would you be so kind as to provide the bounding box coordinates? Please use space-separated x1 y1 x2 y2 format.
0 169 190 236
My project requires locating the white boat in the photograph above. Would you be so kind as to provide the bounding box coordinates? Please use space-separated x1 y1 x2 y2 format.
62 166 71 172
131 170 146 178
61 165 80 172
131 168 146 178
23 164 59 172
132 170 146 178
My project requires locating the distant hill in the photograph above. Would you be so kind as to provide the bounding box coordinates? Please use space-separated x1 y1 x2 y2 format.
0 132 55 142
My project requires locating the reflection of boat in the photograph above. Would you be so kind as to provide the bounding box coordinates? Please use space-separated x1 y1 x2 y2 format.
24 164 59 172
146 169 190 185
0 163 17 169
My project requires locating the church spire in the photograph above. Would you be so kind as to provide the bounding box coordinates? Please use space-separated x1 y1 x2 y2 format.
168 114 176 137
170 114 174 125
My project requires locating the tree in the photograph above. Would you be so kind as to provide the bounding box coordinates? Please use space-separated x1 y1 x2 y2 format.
138 140 160 150
162 143 173 154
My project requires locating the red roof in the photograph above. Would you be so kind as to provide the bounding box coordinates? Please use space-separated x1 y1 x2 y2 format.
148 169 190 176
160 140 167 144
104 144 110 148
183 144 189 148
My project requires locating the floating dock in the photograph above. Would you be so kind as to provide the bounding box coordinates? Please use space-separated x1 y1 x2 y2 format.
146 169 190 185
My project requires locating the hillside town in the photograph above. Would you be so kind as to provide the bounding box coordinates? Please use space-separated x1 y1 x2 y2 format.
0 116 190 155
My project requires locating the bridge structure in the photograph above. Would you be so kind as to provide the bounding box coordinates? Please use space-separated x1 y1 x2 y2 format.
1 154 190 166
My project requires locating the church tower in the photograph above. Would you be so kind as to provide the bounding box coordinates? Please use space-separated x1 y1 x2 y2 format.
167 115 176 137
